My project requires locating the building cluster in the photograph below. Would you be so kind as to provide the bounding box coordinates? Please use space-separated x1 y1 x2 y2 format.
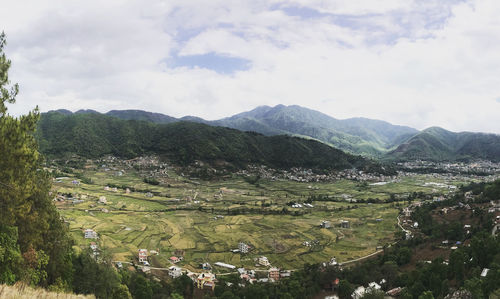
237 165 396 183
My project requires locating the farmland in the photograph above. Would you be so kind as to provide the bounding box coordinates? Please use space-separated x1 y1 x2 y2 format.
51 157 466 273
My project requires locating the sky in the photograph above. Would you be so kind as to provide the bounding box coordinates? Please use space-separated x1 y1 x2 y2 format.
1 0 500 134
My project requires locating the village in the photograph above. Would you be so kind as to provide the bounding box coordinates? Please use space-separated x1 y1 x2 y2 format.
47 155 500 297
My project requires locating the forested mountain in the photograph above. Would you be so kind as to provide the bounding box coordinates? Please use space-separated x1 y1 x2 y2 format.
50 105 419 157
215 105 419 156
388 127 500 162
106 109 178 124
48 106 500 162
37 112 386 172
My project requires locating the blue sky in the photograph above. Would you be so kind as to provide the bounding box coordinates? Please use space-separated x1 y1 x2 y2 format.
1 0 500 133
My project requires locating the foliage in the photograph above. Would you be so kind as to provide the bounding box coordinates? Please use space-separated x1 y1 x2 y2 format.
388 126 500 162
0 32 74 288
36 112 391 173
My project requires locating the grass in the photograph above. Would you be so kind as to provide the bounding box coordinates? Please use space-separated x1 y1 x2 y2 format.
0 283 94 299
53 165 464 272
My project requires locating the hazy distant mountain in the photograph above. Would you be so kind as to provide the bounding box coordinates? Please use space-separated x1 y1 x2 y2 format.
388 127 500 162
215 105 419 156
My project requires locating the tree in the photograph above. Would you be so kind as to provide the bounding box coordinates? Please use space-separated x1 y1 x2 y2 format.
0 225 22 284
418 291 434 299
338 280 354 299
0 31 73 288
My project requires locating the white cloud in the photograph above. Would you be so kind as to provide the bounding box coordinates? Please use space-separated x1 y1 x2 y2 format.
2 0 500 134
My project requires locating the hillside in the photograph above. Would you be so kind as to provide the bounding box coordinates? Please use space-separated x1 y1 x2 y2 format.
215 105 419 156
37 112 386 172
52 105 418 157
0 284 94 299
388 127 500 161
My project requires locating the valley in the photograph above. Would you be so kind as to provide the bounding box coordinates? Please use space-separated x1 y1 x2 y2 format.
48 156 493 275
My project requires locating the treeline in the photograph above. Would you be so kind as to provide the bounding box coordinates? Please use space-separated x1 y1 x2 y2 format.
36 111 392 173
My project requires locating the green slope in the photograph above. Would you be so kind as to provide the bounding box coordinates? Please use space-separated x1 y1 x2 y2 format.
37 112 387 172
388 127 500 161
216 104 419 156
49 105 419 157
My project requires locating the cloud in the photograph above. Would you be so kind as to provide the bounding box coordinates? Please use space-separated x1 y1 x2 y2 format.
169 53 251 74
1 0 500 134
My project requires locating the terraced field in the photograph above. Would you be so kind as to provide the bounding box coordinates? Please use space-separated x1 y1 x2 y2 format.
52 163 461 272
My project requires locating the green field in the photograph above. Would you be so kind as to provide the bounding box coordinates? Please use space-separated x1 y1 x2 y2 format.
52 162 463 272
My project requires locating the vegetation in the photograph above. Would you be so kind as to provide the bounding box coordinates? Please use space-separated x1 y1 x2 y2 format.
0 33 132 298
388 126 500 162
37 111 393 173
0 283 94 299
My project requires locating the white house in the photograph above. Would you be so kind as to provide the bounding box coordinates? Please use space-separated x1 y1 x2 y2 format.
258 256 270 267
138 249 148 263
168 266 182 278
98 196 107 204
84 229 98 239
320 220 331 228
214 262 236 270
352 286 365 299
238 242 249 253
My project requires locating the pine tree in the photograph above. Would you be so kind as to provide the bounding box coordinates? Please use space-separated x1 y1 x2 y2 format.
0 32 73 288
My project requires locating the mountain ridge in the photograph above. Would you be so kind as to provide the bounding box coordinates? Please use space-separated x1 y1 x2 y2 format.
45 105 500 162
37 112 390 173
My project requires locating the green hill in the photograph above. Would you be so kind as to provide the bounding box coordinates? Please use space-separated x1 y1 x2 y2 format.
214 105 419 157
37 112 386 172
388 127 500 161
57 104 418 157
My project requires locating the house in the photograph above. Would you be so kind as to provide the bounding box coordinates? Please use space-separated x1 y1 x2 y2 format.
280 271 291 278
201 262 212 270
413 222 419 228
72 180 80 185
125 188 131 194
197 272 216 291
90 242 98 251
84 229 98 239
341 220 350 228
386 287 402 296
481 268 490 277
170 256 180 264
323 278 340 292
352 286 366 299
368 282 381 290
403 207 411 217
104 186 110 191
238 242 249 253
268 267 280 281
237 268 246 275
138 249 148 263
168 266 182 278
258 256 270 267
329 257 338 266
98 196 107 204
214 262 236 270
320 220 331 228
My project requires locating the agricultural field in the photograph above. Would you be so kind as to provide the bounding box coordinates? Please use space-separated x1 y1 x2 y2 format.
51 159 466 273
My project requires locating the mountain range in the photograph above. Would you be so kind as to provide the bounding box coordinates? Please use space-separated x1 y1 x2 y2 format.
47 105 500 162
37 111 389 173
